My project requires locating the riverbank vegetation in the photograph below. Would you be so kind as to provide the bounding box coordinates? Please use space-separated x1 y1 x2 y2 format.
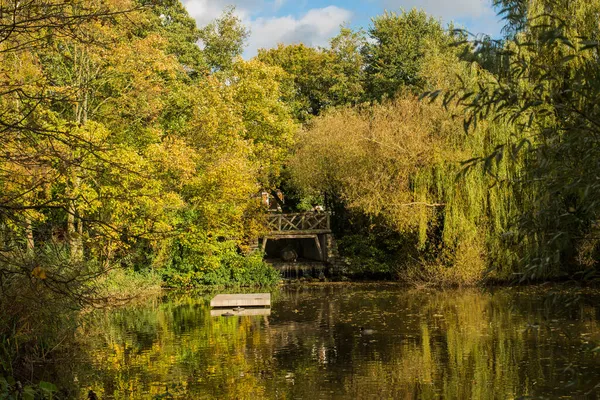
287 2 600 286
2 0 600 393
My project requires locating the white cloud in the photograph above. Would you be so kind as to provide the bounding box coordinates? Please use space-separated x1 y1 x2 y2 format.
248 6 353 55
181 1 353 57
181 0 259 27
382 0 494 21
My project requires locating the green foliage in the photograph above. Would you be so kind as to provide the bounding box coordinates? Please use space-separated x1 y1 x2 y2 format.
255 11 456 118
338 234 391 276
96 269 163 299
0 377 57 400
257 44 338 121
146 0 208 74
337 227 416 277
199 7 249 71
327 28 367 106
227 59 298 184
163 246 280 288
437 0 600 280
256 30 366 122
363 9 453 100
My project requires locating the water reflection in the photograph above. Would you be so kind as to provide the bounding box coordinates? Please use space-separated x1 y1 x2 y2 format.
209 308 271 317
76 285 600 399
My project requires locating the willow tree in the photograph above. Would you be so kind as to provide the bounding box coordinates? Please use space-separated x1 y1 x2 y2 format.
440 0 600 279
290 94 523 284
289 19 525 284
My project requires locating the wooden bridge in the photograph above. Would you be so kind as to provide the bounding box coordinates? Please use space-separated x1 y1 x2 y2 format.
266 212 331 235
262 212 332 262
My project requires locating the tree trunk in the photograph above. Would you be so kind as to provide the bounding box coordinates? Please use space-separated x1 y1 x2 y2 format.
67 45 88 263
25 217 34 255
67 200 79 261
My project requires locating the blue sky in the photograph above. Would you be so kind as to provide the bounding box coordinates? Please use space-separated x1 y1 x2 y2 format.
181 0 504 57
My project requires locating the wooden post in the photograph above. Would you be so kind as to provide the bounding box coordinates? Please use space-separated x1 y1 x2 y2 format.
313 235 323 261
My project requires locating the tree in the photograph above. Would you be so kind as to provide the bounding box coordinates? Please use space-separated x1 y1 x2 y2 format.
227 59 297 186
257 43 336 121
145 0 208 75
435 0 600 279
256 30 367 122
328 27 367 106
0 0 286 385
363 9 452 100
199 7 249 71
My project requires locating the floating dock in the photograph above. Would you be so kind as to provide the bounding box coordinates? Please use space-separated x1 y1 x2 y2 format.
210 293 271 308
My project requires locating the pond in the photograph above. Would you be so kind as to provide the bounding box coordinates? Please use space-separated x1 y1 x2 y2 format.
71 284 600 399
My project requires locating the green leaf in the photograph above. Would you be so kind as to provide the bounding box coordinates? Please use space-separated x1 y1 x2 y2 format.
39 381 57 393
22 386 36 400
0 376 8 393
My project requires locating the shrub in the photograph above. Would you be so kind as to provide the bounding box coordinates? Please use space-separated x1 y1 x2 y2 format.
162 243 280 288
95 269 163 300
402 235 486 287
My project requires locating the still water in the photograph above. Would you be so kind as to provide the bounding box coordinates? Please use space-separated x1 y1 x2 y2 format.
76 284 600 399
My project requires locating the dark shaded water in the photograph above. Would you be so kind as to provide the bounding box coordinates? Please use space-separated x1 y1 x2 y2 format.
73 284 600 399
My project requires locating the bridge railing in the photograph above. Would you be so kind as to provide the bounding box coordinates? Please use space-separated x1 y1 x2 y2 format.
266 212 331 233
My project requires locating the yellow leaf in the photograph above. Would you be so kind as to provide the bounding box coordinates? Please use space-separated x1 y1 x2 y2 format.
32 266 47 280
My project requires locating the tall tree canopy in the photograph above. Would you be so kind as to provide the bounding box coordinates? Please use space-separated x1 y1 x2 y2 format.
362 9 453 100
199 7 249 71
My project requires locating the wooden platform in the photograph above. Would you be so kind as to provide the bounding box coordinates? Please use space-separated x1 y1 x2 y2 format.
210 293 271 308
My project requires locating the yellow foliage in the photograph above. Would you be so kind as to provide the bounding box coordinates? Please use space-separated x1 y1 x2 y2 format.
291 95 462 233
31 266 47 280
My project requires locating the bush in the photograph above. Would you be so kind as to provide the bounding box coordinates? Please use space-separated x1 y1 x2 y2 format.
0 377 58 400
336 228 419 278
402 235 486 287
162 243 280 288
95 269 163 300
337 234 393 276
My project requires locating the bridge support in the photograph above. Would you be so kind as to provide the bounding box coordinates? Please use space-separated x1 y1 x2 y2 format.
262 234 324 261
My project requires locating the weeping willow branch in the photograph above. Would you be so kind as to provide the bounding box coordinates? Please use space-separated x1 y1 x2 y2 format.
391 202 446 207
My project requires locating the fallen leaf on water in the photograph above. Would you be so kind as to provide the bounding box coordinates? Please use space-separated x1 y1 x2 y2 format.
32 266 47 280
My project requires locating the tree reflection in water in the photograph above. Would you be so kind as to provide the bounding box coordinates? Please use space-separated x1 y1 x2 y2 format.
72 285 600 399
